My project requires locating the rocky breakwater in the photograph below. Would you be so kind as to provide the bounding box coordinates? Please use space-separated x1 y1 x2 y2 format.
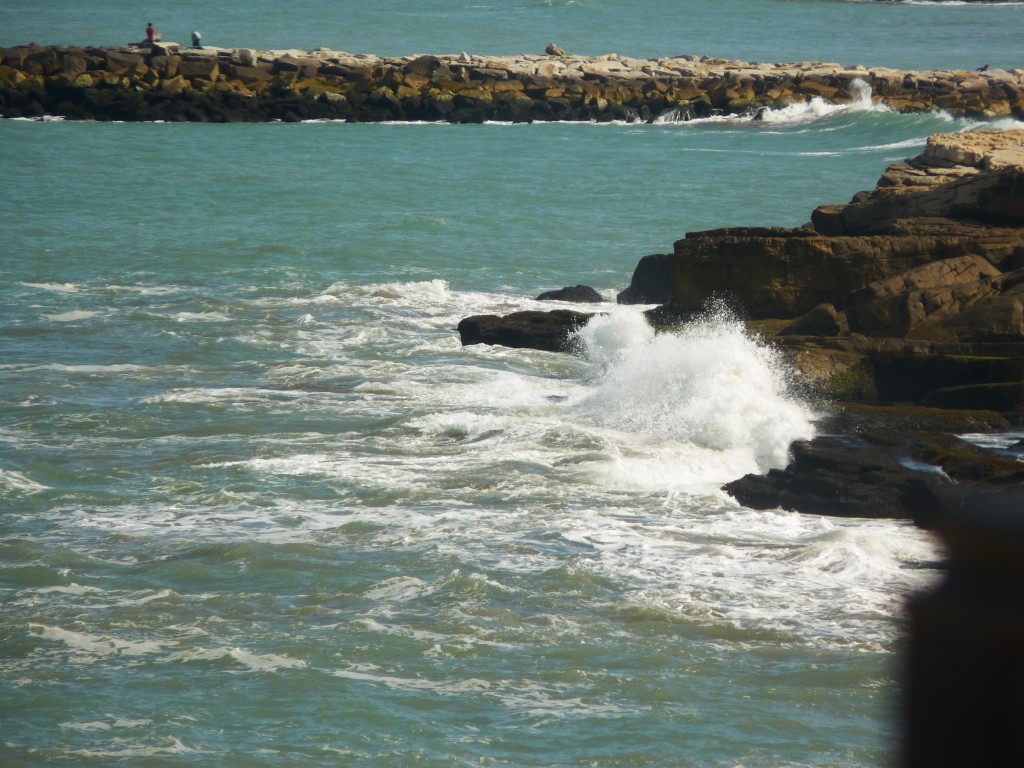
3 43 1024 122
463 130 1024 518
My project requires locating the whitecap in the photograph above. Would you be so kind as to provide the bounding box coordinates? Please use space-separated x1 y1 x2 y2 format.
0 467 49 494
42 310 98 322
61 721 112 731
657 77 887 128
30 624 165 658
167 646 306 672
45 363 144 373
170 311 231 323
361 575 433 602
21 281 79 293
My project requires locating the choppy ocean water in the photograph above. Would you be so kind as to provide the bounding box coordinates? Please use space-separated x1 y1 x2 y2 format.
2 1 1023 766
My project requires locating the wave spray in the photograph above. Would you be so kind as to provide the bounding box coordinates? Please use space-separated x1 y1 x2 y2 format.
568 306 816 491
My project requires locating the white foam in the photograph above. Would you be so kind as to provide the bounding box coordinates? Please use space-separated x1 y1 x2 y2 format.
323 278 451 305
142 386 305 405
166 646 307 672
60 717 152 731
757 78 883 126
30 624 165 658
797 136 927 158
33 584 103 597
656 77 886 128
361 576 433 602
106 284 183 296
61 721 113 731
21 281 79 293
553 504 937 650
42 310 99 322
570 307 815 478
66 738 209 759
171 311 232 323
45 363 145 374
0 467 49 494
965 115 1024 131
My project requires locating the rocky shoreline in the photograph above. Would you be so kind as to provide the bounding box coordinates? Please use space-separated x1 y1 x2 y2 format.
2 43 1024 122
460 130 1024 520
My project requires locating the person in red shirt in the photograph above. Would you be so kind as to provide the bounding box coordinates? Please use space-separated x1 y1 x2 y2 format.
146 23 156 44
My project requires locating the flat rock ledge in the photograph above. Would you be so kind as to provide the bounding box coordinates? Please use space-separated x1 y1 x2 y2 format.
3 43 1024 121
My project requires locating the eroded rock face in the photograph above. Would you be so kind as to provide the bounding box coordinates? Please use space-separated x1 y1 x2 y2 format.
813 132 1024 235
848 254 1004 339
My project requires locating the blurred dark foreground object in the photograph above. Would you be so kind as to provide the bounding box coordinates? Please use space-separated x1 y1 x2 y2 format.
903 487 1024 767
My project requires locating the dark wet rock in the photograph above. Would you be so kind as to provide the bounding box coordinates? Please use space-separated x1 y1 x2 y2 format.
535 285 603 303
619 221 1024 320
723 407 1023 519
457 309 593 352
722 434 951 519
867 350 1024 404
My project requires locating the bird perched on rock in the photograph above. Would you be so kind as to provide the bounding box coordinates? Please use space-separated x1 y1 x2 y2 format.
545 43 566 57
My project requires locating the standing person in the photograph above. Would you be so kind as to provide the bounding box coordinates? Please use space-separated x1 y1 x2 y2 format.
146 22 156 45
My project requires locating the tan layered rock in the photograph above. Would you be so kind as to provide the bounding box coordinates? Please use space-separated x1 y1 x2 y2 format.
814 131 1024 235
847 255 1006 338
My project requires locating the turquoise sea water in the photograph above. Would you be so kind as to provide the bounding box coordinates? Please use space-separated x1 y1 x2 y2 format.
2 2 1023 766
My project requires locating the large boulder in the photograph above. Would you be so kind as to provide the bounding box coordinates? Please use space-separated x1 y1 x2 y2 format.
535 284 603 303
457 309 592 352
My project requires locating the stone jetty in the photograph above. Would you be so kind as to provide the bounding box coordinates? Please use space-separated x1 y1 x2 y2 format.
2 42 1024 122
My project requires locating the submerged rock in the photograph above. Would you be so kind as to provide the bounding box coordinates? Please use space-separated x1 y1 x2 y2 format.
535 285 604 303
